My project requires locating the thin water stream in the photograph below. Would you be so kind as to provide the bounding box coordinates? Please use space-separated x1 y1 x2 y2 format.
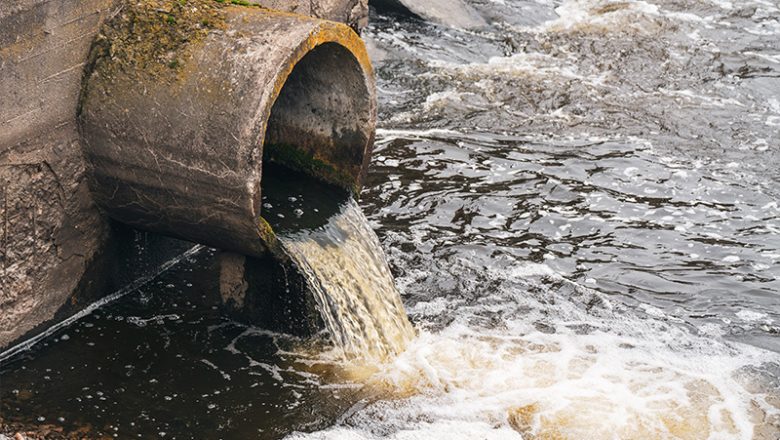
2 0 780 438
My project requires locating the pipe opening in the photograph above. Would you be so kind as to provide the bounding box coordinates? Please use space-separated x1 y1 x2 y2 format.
262 42 372 193
79 9 376 257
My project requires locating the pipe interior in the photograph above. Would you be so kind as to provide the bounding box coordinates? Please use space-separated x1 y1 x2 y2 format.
262 42 372 193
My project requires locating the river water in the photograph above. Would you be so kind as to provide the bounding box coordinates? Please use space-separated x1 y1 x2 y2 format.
2 0 780 438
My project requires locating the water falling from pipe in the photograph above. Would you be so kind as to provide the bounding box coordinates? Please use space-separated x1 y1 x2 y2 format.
261 163 415 361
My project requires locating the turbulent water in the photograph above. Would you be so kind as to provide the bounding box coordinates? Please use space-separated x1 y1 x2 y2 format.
2 0 779 438
272 198 415 360
291 0 780 437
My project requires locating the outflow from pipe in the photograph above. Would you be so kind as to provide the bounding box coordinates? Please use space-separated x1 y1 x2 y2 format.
79 2 377 256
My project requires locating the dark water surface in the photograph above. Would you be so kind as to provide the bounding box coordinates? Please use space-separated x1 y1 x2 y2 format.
0 248 368 438
3 0 780 438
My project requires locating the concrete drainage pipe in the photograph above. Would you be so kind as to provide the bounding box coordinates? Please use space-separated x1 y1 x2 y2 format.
79 4 376 256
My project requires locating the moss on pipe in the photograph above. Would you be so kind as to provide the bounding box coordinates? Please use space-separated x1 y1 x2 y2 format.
87 0 264 83
263 143 359 193
79 6 376 256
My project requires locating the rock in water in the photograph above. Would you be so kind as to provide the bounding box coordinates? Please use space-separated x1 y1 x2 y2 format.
372 0 486 28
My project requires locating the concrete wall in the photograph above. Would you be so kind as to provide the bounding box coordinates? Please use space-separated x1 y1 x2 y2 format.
0 0 368 349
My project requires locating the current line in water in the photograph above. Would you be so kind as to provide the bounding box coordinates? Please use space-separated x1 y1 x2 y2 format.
0 245 204 364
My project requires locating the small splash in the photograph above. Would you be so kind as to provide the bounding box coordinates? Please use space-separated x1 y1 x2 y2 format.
541 0 665 35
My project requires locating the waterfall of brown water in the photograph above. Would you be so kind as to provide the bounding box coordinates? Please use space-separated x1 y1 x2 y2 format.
275 197 415 360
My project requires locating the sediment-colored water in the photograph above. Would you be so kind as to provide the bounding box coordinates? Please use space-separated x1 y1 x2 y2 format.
259 162 415 360
274 198 415 361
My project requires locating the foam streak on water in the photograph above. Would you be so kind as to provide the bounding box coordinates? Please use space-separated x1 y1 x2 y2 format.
277 198 415 361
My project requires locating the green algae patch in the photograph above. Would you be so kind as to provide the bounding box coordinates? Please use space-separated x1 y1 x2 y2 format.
256 217 291 260
263 143 360 193
86 0 263 83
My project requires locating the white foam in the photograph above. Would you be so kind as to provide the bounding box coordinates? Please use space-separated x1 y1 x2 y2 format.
657 88 746 108
287 263 780 440
429 52 586 82
0 245 204 363
539 0 663 34
287 421 521 440
375 128 464 145
736 310 770 323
